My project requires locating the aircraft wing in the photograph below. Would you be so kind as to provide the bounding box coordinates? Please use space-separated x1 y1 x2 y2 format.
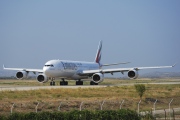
101 62 130 66
3 65 43 73
79 64 175 75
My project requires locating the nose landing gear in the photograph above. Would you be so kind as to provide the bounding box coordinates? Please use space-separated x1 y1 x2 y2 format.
50 78 55 86
50 81 55 86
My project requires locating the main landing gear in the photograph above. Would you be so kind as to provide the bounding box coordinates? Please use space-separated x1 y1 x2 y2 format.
49 78 68 86
60 78 68 85
90 81 98 85
49 78 98 86
76 80 83 85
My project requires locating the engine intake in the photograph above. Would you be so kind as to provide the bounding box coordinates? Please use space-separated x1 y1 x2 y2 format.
127 70 138 79
37 74 48 83
92 73 104 83
16 71 28 79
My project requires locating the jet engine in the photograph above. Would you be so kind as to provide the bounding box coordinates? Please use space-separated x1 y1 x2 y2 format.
127 70 138 79
37 74 48 83
16 71 28 79
92 73 104 83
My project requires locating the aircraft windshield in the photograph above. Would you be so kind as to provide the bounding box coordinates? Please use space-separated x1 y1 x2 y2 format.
44 64 54 67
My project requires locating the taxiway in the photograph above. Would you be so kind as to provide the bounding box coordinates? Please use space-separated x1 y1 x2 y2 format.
0 81 180 91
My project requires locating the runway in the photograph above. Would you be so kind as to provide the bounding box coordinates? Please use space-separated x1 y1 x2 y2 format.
0 81 180 91
0 85 106 91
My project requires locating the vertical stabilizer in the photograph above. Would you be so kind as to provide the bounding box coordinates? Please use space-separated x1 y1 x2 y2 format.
95 40 102 65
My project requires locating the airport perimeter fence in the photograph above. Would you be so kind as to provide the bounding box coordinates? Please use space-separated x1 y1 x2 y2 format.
0 98 180 119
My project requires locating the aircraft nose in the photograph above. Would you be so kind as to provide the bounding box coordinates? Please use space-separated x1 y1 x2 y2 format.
43 67 51 76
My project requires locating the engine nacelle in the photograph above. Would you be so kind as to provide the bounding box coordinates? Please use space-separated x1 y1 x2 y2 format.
37 74 48 83
92 73 104 83
16 71 28 79
127 70 138 79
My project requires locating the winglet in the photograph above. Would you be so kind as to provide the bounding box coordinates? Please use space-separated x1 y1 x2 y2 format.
172 63 177 67
3 64 5 69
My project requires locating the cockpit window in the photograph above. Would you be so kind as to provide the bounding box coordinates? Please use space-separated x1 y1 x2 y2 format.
44 64 54 67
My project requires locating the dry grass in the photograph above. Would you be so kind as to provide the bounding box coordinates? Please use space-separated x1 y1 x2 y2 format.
0 78 180 115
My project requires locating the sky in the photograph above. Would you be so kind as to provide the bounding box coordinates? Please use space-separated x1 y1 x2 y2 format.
0 1 180 77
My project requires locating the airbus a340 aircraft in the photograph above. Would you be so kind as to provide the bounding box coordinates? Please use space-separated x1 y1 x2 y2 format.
3 41 175 86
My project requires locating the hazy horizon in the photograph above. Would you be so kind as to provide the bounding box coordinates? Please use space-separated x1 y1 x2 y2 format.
0 1 180 78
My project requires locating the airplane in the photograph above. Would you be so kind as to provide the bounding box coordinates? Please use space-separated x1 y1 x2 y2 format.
3 41 175 86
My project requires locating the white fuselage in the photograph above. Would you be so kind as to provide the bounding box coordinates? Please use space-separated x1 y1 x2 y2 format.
43 60 100 80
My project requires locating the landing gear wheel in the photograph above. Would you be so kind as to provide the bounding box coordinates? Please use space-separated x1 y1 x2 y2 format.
60 81 64 85
76 80 83 85
49 78 55 86
90 81 98 85
60 81 68 85
50 81 55 86
52 81 55 86
65 81 68 85
80 81 83 85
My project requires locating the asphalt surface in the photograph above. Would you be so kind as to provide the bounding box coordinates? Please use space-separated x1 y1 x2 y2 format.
0 85 106 91
0 81 180 91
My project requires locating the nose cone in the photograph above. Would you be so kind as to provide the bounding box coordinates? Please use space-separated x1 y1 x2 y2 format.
43 66 51 76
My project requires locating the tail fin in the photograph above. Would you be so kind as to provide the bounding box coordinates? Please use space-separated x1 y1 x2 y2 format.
94 40 102 65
